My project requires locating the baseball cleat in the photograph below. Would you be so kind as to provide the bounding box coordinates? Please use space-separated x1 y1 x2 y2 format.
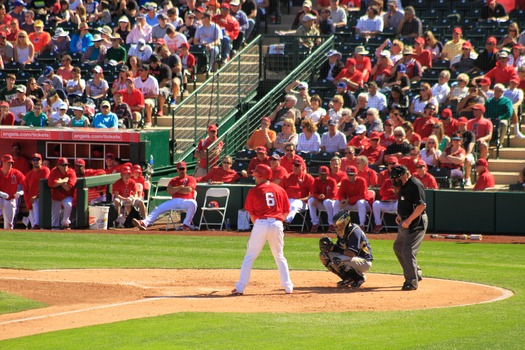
351 275 366 288
372 225 383 233
401 283 418 291
311 224 319 233
337 279 353 288
417 268 423 282
132 219 147 231
182 224 192 231
231 289 244 296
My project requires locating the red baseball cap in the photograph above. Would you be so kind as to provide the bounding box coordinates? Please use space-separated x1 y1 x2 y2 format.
121 166 132 174
318 165 329 174
105 152 115 159
256 146 267 153
478 77 491 85
220 3 230 9
476 158 488 167
462 41 472 49
370 131 381 140
208 124 218 131
472 104 486 112
32 153 42 160
441 108 453 118
416 160 427 168
57 157 69 165
387 156 398 164
385 119 394 126
194 6 205 12
452 27 462 34
176 161 187 169
345 58 356 66
346 166 357 175
2 154 14 163
179 42 190 49
132 164 142 172
510 78 520 84
75 158 86 166
486 36 497 44
0 101 9 107
253 164 272 179
457 116 468 124
261 116 271 124
414 37 425 45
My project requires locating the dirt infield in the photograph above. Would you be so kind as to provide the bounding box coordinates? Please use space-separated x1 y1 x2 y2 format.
0 268 513 341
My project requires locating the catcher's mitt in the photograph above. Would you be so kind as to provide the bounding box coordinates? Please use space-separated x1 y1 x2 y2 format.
319 237 334 254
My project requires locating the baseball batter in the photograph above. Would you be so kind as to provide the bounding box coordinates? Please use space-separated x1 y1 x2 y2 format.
319 210 373 288
22 153 50 229
232 164 294 296
0 154 26 229
390 165 427 291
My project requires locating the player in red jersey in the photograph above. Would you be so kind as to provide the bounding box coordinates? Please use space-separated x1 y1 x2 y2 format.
48 158 77 229
74 158 107 204
269 153 288 185
22 153 50 229
473 158 496 191
334 165 371 231
0 154 26 229
133 161 197 231
232 164 293 296
112 166 147 223
281 159 314 230
371 178 398 233
308 165 338 232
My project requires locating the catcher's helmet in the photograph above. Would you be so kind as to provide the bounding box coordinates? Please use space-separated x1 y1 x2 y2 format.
208 201 219 208
253 164 272 180
333 210 352 238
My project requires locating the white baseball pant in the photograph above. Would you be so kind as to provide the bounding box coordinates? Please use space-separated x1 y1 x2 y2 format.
334 199 371 227
308 197 336 225
235 218 293 294
28 198 40 227
0 198 17 229
52 197 73 227
372 200 398 226
142 198 197 227
285 198 307 224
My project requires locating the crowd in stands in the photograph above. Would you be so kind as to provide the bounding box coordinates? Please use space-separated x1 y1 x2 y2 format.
0 0 262 128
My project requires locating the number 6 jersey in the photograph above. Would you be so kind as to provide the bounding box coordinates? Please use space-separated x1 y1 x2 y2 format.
244 181 290 221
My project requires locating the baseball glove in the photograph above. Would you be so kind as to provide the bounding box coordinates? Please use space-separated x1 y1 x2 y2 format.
319 237 334 254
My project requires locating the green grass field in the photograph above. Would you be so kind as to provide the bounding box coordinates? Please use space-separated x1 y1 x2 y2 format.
0 231 524 350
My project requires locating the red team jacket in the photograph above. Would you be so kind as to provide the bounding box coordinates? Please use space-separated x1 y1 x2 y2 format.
48 167 77 201
311 177 338 200
281 172 314 199
23 166 51 210
338 176 370 205
0 168 26 200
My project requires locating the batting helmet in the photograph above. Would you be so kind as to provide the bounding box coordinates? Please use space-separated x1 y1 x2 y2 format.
253 164 272 179
208 201 219 208
333 210 352 238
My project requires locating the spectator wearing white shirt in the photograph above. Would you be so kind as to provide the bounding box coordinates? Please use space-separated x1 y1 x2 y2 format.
320 119 347 153
126 14 152 44
49 102 71 127
366 81 387 114
134 64 159 128
297 118 321 153
128 39 153 62
302 94 326 123
431 70 451 107
356 5 383 37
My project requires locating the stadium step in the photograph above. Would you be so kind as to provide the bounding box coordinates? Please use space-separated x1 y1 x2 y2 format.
488 159 524 173
492 171 520 186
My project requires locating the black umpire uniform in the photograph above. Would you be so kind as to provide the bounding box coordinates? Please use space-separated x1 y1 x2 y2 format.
391 166 428 291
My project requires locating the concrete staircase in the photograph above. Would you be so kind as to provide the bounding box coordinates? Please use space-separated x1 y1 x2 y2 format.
489 125 525 187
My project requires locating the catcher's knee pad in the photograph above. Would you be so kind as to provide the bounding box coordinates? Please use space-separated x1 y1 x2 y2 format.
342 267 361 282
319 252 331 267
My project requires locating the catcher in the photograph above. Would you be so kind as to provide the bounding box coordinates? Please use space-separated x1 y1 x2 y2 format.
319 210 373 288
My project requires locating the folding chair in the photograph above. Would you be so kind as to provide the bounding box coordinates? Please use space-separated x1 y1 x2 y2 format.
380 209 398 232
148 177 177 229
288 206 309 232
198 188 230 230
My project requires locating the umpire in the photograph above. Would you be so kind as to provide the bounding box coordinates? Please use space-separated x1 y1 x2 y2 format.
390 165 427 291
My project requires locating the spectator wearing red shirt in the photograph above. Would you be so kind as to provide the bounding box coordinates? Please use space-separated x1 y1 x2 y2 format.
22 153 50 229
347 124 370 151
353 46 372 82
340 145 358 170
413 103 439 140
120 77 145 126
308 165 338 232
269 153 288 185
196 156 240 184
194 124 224 178
334 165 371 230
484 51 518 85
282 159 315 228
356 155 378 187
244 146 271 176
213 3 240 62
440 108 458 137
280 143 305 173
371 178 398 233
439 136 466 181
334 58 364 92
413 37 432 70
359 131 385 166
0 101 15 125
0 154 25 229
473 158 495 191
467 104 493 159
133 162 197 231
48 158 77 229
378 156 399 186
328 156 346 185
413 160 438 189
380 118 395 148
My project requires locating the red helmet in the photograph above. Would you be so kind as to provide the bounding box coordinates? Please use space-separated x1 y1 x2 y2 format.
253 164 272 179
208 201 219 208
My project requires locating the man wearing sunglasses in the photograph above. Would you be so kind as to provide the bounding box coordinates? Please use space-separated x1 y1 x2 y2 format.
195 155 239 184
92 100 118 129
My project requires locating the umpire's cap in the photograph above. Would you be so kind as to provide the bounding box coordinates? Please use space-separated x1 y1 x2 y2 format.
389 165 408 180
253 164 272 180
